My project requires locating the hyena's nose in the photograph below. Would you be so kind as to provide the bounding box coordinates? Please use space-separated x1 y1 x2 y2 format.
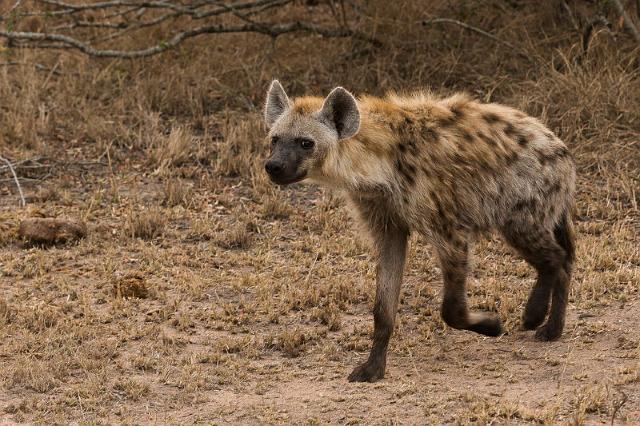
265 160 283 177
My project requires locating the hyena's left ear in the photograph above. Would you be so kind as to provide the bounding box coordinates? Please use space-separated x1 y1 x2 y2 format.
264 80 291 128
319 87 360 139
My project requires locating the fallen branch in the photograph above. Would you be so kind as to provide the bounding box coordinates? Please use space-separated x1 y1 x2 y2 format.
0 0 379 58
1 22 379 58
0 61 63 75
0 155 26 207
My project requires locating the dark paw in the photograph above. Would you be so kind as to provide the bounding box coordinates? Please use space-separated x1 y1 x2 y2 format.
534 323 563 341
348 359 385 383
467 315 503 337
522 305 548 330
522 313 546 330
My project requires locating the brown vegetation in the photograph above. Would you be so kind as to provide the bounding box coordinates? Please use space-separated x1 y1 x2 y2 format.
125 208 167 240
0 0 639 424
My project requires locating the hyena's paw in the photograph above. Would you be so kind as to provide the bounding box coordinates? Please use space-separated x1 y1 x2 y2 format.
534 323 563 341
348 359 385 383
522 292 550 330
522 309 547 330
467 314 503 337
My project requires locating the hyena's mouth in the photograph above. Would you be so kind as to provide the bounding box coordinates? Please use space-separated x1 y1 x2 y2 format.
269 171 307 186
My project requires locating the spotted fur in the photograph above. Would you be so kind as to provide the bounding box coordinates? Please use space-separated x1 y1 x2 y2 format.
263 81 576 382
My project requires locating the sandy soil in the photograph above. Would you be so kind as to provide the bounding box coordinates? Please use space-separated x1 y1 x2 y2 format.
1 170 638 424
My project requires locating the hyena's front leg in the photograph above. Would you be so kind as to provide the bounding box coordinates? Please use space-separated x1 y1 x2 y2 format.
437 239 503 337
348 226 408 383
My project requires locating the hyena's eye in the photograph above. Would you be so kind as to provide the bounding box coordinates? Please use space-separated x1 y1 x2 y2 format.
299 138 315 149
270 136 279 146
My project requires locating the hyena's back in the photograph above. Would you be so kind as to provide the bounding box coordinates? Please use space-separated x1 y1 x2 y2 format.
375 93 576 238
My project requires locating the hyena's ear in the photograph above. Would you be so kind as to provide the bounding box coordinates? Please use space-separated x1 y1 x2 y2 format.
319 87 360 139
264 80 290 128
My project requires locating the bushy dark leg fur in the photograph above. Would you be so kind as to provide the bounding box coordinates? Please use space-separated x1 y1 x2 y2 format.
348 225 408 382
502 213 574 341
438 237 503 337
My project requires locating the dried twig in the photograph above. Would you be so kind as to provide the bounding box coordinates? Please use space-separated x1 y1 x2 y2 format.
0 155 26 207
610 388 628 426
0 61 62 75
0 156 46 170
611 0 640 42
0 0 22 21
562 0 580 32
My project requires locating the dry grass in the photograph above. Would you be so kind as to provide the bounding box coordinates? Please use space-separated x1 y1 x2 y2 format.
163 178 193 208
125 208 166 240
151 126 196 175
0 0 639 424
214 220 254 250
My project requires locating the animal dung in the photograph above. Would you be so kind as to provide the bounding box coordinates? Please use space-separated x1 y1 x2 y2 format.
113 273 149 299
18 217 87 246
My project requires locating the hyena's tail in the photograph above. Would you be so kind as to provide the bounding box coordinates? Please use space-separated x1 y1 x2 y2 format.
553 210 575 274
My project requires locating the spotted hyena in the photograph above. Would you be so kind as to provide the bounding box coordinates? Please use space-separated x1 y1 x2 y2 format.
263 80 576 382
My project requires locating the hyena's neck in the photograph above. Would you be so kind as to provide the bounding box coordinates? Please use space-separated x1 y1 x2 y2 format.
317 111 397 193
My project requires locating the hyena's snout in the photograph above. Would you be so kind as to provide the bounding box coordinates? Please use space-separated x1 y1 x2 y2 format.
264 158 285 179
264 152 306 185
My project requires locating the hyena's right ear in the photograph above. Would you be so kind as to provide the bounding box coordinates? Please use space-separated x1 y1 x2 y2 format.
264 80 290 128
319 87 360 140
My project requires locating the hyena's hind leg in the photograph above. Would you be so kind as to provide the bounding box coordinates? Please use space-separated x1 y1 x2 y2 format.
437 236 503 337
501 212 574 341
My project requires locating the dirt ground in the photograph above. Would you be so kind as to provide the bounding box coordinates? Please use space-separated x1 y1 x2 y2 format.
1 1 640 424
1 158 638 424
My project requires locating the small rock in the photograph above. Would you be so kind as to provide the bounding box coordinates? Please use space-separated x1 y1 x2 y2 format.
18 217 87 246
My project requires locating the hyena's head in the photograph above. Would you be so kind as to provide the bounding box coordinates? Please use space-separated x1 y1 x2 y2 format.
263 80 360 185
